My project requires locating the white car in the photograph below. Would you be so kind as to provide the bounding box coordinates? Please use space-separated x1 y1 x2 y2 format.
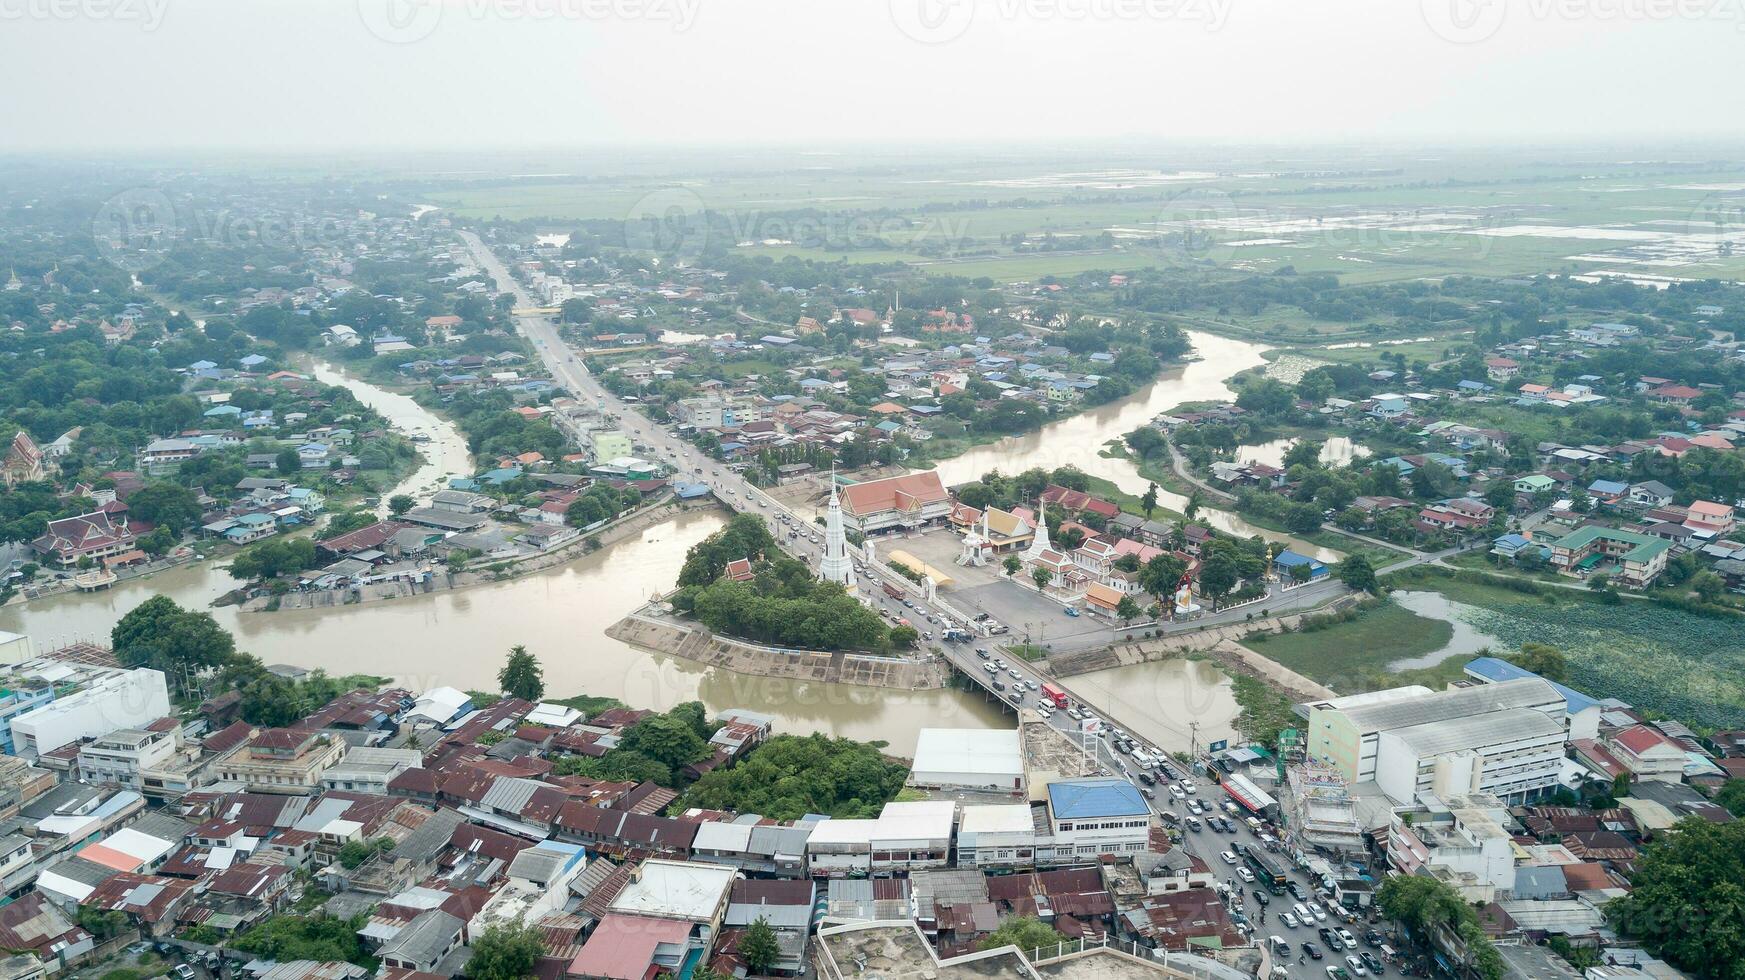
1310 905 1328 922
1337 928 1357 949
1345 955 1368 977
1281 912 1300 929
1168 784 1186 800
1293 903 1314 922
1180 779 1197 794
1236 867 1255 883
1220 850 1238 865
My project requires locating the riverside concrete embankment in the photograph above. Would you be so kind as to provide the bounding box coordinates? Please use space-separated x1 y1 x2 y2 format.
606 608 948 690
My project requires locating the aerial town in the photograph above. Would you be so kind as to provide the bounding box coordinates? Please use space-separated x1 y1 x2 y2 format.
5 4 1745 971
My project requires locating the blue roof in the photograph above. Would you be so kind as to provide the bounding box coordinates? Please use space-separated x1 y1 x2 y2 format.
1046 778 1149 820
1464 656 1600 715
1493 533 1529 548
1273 550 1321 568
1589 479 1628 495
673 483 711 499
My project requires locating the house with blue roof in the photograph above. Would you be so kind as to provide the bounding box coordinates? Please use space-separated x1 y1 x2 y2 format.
223 512 279 544
238 354 268 368
1491 533 1538 560
478 467 523 486
204 405 243 418
1043 778 1152 858
1273 550 1328 582
448 477 481 492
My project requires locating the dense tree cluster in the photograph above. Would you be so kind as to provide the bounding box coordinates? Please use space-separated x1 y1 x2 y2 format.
678 732 908 820
1605 817 1745 979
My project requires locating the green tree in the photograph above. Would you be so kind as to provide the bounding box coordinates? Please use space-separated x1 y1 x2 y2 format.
126 481 200 534
621 714 710 769
1508 642 1568 683
1715 778 1745 817
230 536 317 581
1003 555 1021 578
388 494 414 517
679 732 908 820
276 448 301 476
1031 567 1051 592
738 917 781 974
978 916 1066 953
111 595 238 683
1115 595 1141 626
1691 570 1726 604
1140 482 1159 518
1377 875 1503 980
1337 554 1378 594
1185 491 1202 519
468 922 546 980
1605 817 1745 979
498 644 545 702
1198 555 1238 606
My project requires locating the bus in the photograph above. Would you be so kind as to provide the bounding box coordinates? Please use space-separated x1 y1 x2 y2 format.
1242 844 1289 894
1040 683 1070 709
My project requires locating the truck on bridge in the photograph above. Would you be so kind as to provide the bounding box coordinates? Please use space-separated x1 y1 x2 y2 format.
1040 682 1070 709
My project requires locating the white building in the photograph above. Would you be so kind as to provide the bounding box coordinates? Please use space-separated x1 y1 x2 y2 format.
1039 778 1153 862
1305 678 1569 785
10 669 171 758
0 632 34 666
77 728 183 790
908 728 1024 794
1374 708 1568 805
1385 799 1517 903
321 747 424 794
955 804 1036 868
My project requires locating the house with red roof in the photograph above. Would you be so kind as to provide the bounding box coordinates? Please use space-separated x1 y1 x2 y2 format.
1607 725 1686 783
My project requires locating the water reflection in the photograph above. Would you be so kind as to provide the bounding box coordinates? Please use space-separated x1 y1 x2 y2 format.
1064 658 1238 754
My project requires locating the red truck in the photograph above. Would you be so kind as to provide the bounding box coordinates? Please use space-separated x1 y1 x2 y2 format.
882 582 904 599
1040 683 1070 709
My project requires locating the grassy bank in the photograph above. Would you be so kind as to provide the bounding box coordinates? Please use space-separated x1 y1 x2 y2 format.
1240 598 1459 690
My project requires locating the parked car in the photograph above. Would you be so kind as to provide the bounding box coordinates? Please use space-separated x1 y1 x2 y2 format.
1302 942 1324 960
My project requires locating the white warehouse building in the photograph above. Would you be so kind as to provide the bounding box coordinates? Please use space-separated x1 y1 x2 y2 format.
10 668 171 757
908 728 1024 794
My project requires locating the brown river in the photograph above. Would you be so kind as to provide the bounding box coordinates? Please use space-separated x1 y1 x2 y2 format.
0 333 1285 749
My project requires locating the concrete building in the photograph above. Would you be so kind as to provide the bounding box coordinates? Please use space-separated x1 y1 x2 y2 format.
908 728 1024 794
955 804 1036 868
214 729 347 795
1305 678 1569 784
1385 798 1516 903
321 747 424 795
1039 778 1152 862
1373 708 1567 805
9 669 171 758
76 728 187 793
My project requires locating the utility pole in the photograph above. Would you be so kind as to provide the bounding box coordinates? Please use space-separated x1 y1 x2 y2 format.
1189 720 1201 760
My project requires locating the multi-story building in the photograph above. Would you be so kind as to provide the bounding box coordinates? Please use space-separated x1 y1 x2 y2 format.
1305 678 1570 785
215 729 346 795
76 728 182 790
1385 798 1516 903
1545 526 1671 587
321 747 424 795
1373 708 1566 805
1037 779 1153 862
9 669 171 758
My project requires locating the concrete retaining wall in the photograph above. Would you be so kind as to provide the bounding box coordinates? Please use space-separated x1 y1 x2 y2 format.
606 611 947 690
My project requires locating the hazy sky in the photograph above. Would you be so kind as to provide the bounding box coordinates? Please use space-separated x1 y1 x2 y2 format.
2 0 1741 152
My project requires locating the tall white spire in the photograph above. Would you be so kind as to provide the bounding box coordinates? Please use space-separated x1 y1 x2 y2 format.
819 466 856 588
1024 499 1052 562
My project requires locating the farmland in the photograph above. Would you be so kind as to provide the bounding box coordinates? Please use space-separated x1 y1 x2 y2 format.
417 153 1745 286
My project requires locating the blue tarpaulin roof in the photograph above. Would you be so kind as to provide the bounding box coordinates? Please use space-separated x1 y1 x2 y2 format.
1464 656 1601 715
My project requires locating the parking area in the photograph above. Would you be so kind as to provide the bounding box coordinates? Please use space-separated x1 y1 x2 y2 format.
888 530 1117 652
